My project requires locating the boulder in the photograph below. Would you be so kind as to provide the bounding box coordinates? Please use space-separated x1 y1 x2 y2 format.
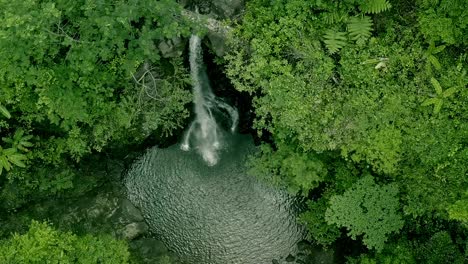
181 0 246 56
210 0 245 20
158 37 184 58
121 222 149 240
130 238 179 264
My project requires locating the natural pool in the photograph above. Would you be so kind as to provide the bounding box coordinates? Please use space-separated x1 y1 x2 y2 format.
125 134 306 263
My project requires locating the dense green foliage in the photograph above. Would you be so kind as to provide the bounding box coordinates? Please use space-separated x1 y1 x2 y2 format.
0 0 194 210
325 175 403 251
226 0 468 259
0 1 195 262
0 221 130 263
0 0 466 262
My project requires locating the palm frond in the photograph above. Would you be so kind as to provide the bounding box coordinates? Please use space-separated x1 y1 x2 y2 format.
324 30 347 54
321 11 347 25
360 0 392 14
348 16 373 45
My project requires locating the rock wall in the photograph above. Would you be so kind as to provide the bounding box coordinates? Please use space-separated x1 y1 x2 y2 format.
180 0 245 20
159 0 246 58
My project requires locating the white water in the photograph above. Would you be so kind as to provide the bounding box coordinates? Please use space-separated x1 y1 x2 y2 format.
180 35 238 166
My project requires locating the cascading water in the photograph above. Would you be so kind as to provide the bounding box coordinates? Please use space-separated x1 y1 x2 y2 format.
125 34 306 264
180 34 238 166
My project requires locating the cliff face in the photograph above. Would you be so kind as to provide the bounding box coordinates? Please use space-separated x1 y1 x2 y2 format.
173 0 245 57
179 0 245 20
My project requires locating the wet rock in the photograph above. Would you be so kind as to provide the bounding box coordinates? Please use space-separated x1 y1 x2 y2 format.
285 254 295 262
106 159 125 181
206 31 227 57
311 249 335 264
210 0 244 20
297 240 314 252
130 238 177 264
85 192 119 219
121 199 145 222
184 0 245 20
121 222 149 240
181 0 246 56
296 248 335 264
158 37 184 58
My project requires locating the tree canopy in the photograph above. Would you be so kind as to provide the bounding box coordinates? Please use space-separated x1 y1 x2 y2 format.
0 221 130 263
0 0 466 262
226 0 468 257
0 0 195 210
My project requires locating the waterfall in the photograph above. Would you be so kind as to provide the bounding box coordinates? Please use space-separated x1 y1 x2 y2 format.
180 35 238 166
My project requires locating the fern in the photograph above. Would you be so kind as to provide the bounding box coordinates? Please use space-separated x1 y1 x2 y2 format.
321 11 347 25
360 0 392 14
348 16 373 45
324 30 347 54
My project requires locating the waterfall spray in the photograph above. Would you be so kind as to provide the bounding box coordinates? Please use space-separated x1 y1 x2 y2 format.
180 35 238 166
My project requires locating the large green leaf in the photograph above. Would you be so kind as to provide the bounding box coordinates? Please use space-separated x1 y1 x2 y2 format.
433 99 443 114
432 44 446 54
421 97 439 106
8 154 27 167
348 16 373 45
3 129 34 151
3 148 17 156
360 0 392 14
0 104 11 119
428 55 441 71
443 87 458 98
430 77 443 95
324 30 347 54
0 156 12 171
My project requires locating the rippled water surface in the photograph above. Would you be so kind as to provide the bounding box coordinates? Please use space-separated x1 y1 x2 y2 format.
126 134 305 264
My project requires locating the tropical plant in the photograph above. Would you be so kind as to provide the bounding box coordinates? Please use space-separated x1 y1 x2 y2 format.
0 129 33 175
418 0 467 45
414 231 466 264
325 175 404 251
348 16 373 45
0 146 27 175
3 129 33 153
0 104 11 119
0 220 130 263
421 77 458 114
0 0 194 206
359 0 392 14
299 198 341 247
324 30 347 54
448 190 468 224
424 41 445 73
226 0 468 261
